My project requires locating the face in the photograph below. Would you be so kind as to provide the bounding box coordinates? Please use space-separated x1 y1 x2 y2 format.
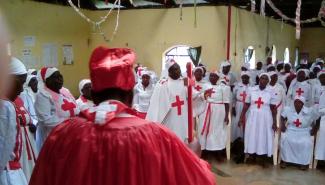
168 63 181 80
141 74 150 87
241 75 250 85
266 57 272 65
29 77 38 93
256 62 263 70
259 75 269 88
82 82 92 99
241 67 248 71
319 74 325 86
284 64 291 73
297 71 306 82
209 73 219 85
222 65 231 74
276 64 284 72
45 71 63 92
194 69 203 81
294 99 304 112
270 74 278 84
7 74 27 101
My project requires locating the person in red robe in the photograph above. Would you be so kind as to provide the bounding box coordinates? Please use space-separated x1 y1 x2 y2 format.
29 46 216 185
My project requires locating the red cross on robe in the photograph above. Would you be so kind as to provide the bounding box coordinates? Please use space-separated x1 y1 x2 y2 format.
296 88 304 96
240 91 247 102
61 99 76 117
254 97 264 109
293 118 302 127
171 95 184 115
194 85 202 91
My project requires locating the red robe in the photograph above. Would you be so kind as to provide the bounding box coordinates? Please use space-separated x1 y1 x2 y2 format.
29 100 216 185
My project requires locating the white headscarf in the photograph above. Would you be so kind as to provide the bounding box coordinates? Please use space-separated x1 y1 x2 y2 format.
268 71 277 77
241 63 250 70
9 57 27 75
259 72 270 81
27 69 37 75
193 66 204 73
161 58 177 79
297 68 310 77
79 79 91 95
220 60 231 69
24 74 37 89
240 71 250 77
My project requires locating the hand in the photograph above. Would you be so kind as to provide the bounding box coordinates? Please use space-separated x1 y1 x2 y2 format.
185 137 202 157
310 127 317 136
28 124 37 133
183 77 188 86
232 107 236 116
272 123 278 132
204 88 213 99
224 116 229 125
280 125 286 133
239 116 245 127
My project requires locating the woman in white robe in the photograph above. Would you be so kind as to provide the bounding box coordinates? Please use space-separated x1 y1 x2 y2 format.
280 96 319 170
240 73 277 166
315 71 325 162
198 72 230 161
76 79 94 111
20 75 38 126
35 67 79 151
132 71 154 119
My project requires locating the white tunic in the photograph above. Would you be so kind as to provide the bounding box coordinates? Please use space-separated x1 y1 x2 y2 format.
220 72 237 87
146 77 203 141
244 86 277 156
35 87 79 151
76 96 94 112
250 69 264 85
280 106 318 165
287 80 312 107
0 100 17 171
199 83 230 150
20 89 38 126
132 83 154 113
231 82 250 142
315 86 325 160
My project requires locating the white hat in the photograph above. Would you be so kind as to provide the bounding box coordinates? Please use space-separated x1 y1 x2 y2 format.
220 60 231 68
79 79 91 94
300 59 308 65
165 58 177 71
267 64 275 69
9 57 27 75
27 69 36 75
259 72 270 81
297 68 310 77
24 74 37 88
193 67 204 73
294 95 305 104
241 63 250 70
317 70 325 78
316 58 324 64
240 71 250 77
40 67 59 82
268 71 277 77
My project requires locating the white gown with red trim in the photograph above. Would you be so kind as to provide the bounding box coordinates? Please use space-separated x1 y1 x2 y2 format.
76 96 94 112
280 106 317 165
35 87 79 151
198 83 230 151
146 77 204 142
287 80 312 107
316 87 325 160
14 97 37 182
231 82 250 142
244 86 277 156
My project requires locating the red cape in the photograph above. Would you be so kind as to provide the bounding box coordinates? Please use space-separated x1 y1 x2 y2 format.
30 116 216 185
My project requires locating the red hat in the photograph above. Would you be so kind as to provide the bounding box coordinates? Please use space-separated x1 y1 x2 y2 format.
89 46 136 92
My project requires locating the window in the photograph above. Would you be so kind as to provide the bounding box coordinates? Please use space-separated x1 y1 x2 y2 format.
271 45 277 64
244 46 256 69
163 45 193 73
284 48 290 63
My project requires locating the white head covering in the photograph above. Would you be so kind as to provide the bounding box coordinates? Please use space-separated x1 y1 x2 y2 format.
284 62 292 67
9 57 27 75
259 72 270 81
317 70 325 78
268 71 277 77
193 66 204 73
276 60 284 66
240 71 250 77
294 95 305 104
40 67 58 82
297 68 310 77
300 59 308 65
161 58 176 79
27 69 37 75
136 66 148 77
79 79 91 95
266 64 275 70
220 60 231 69
316 58 324 65
24 74 37 88
241 63 250 70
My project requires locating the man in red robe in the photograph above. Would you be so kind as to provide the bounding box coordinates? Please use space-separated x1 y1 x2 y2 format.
29 46 216 185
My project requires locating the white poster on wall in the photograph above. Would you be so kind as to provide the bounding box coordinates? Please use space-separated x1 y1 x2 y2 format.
42 43 58 67
62 45 74 65
24 36 36 47
22 49 38 68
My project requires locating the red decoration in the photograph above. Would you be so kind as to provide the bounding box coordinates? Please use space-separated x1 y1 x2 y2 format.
255 97 264 109
61 99 76 117
171 95 184 116
294 119 302 127
296 88 304 96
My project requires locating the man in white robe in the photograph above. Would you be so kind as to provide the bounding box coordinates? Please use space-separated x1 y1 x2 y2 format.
146 61 205 142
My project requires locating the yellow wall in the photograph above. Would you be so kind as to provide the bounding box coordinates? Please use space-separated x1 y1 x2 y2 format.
299 28 325 62
90 6 298 73
1 1 301 95
0 0 92 96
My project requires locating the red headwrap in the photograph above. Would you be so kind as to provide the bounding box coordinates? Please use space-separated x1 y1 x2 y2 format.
89 46 136 92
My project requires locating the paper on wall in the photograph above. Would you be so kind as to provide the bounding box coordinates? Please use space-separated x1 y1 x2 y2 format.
42 43 58 67
62 45 74 65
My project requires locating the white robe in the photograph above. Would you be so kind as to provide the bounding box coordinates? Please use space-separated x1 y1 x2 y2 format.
0 100 17 170
132 83 154 113
250 69 264 85
231 82 250 142
315 86 325 160
199 83 230 151
280 106 318 165
146 77 203 142
35 87 79 151
244 86 277 156
220 72 237 87
287 80 312 107
20 89 38 126
76 96 94 112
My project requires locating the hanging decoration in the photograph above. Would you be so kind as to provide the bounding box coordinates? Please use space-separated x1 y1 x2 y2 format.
67 0 121 42
260 0 266 16
177 0 183 21
251 0 256 12
194 0 197 27
295 0 301 39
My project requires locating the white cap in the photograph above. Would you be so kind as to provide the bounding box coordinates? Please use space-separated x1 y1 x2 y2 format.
9 57 27 75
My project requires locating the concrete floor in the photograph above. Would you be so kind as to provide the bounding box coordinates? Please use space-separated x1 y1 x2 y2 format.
209 160 325 185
